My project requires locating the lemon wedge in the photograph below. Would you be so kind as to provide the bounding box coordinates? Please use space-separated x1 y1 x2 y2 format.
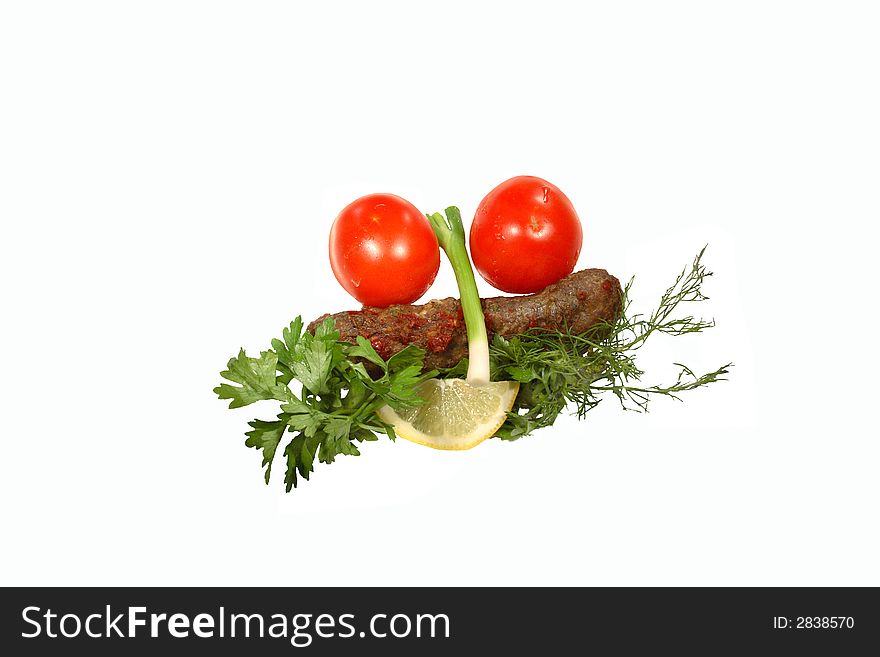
377 378 519 450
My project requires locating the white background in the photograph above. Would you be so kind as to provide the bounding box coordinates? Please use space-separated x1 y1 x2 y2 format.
2 1 878 586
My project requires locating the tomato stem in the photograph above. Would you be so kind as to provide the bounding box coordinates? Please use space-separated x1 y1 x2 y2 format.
427 207 490 386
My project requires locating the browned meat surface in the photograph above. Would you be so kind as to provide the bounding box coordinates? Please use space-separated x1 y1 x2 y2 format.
308 268 622 371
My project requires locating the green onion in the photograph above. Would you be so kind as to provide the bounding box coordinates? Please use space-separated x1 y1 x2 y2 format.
427 207 490 385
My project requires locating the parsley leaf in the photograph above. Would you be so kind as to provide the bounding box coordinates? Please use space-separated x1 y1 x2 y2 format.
214 349 291 408
283 433 306 492
244 417 288 484
291 334 335 395
347 336 386 368
387 344 429 373
271 317 303 384
387 365 428 407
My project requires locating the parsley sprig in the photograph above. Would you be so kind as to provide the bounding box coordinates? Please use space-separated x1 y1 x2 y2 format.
215 318 437 490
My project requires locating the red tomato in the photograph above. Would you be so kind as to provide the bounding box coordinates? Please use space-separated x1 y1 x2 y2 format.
329 193 440 307
470 176 583 294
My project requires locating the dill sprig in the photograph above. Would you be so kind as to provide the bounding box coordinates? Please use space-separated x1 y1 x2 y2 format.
486 247 732 440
